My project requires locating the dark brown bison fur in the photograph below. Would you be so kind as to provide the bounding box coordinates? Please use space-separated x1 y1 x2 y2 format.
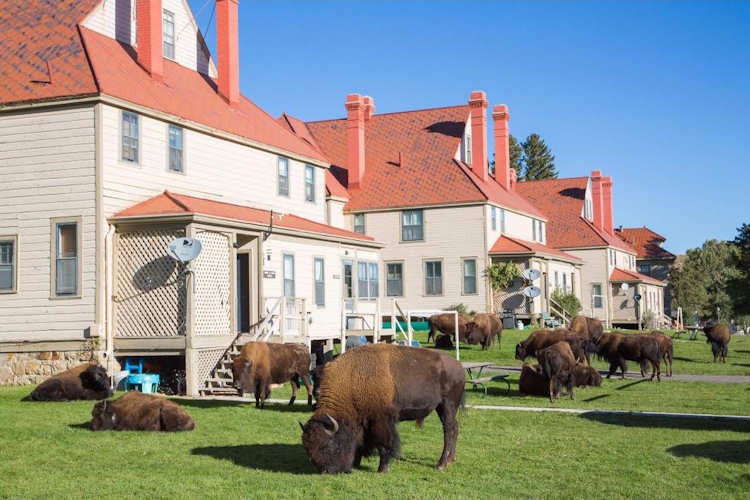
232 341 313 408
300 343 464 474
91 391 194 431
569 315 604 342
434 334 455 350
593 332 661 381
27 363 112 402
518 363 549 396
536 342 577 402
465 313 502 351
515 328 588 364
572 364 602 388
646 331 674 376
427 313 471 344
703 324 730 363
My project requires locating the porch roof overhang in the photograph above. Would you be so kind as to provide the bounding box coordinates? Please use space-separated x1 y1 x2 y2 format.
109 191 383 249
489 235 583 265
609 267 665 286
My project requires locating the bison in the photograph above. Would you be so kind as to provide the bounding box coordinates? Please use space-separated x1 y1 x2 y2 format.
91 391 194 431
518 363 549 396
232 341 313 408
300 343 464 474
465 313 502 351
703 323 730 363
569 315 604 342
434 334 455 350
515 329 587 364
592 332 661 381
536 341 577 402
646 331 674 376
427 313 471 344
26 363 112 402
572 364 602 388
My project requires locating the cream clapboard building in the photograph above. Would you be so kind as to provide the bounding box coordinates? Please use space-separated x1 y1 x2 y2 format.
0 0 382 393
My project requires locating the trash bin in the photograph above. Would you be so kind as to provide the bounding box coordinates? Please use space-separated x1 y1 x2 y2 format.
502 310 516 330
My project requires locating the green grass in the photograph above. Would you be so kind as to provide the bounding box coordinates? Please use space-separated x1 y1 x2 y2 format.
413 328 750 376
0 386 748 498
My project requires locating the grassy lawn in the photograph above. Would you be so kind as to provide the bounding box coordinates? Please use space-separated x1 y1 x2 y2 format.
0 386 748 498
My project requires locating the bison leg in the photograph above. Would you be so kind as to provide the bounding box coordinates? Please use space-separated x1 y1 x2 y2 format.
289 377 299 406
548 377 556 403
607 361 617 379
639 360 649 378
300 372 314 407
435 402 459 469
567 375 575 400
619 359 627 380
369 412 400 473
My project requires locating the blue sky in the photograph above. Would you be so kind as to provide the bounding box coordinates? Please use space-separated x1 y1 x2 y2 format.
190 0 749 254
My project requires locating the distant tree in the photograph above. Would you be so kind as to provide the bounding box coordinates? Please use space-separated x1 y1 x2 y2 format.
521 133 558 180
509 134 524 177
729 223 750 315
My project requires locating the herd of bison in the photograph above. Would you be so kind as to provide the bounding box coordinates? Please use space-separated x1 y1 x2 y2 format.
22 316 732 474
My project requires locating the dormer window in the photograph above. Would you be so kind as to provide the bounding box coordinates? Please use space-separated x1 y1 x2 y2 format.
460 131 472 164
163 10 175 60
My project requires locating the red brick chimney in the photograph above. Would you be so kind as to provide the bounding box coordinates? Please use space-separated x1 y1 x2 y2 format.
602 176 614 235
136 0 163 81
216 0 240 105
346 94 366 187
469 91 489 181
590 170 604 230
492 104 511 191
363 96 375 121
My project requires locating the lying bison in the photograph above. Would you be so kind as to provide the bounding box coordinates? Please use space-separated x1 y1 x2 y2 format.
703 323 730 363
300 343 464 474
434 334 455 350
593 332 661 381
232 341 313 408
427 313 470 344
515 329 588 364
520 362 601 397
91 391 194 431
26 363 112 402
572 364 602 388
536 342 577 402
465 313 502 351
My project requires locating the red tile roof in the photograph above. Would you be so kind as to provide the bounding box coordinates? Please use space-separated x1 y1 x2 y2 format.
0 0 100 106
516 177 635 252
113 191 376 244
615 226 676 260
610 267 664 286
489 235 582 264
303 106 546 218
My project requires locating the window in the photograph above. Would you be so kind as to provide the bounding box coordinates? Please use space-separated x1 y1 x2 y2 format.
305 165 315 202
491 206 496 231
638 263 651 275
500 208 506 233
358 261 378 300
162 10 175 59
353 214 365 235
342 261 353 299
168 124 183 172
278 157 289 196
541 221 546 243
462 258 477 295
386 262 403 297
465 134 472 164
609 249 615 266
424 260 442 296
562 272 567 292
533 219 537 242
314 257 325 306
54 221 79 296
0 236 16 293
283 254 295 297
402 210 423 241
592 283 603 309
554 271 560 290
121 111 139 162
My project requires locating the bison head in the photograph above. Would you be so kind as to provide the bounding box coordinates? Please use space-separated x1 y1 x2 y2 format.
300 414 357 474
80 365 112 396
232 356 254 393
514 343 526 360
91 400 116 431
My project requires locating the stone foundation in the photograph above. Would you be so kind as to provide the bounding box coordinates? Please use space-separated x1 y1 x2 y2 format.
0 342 102 386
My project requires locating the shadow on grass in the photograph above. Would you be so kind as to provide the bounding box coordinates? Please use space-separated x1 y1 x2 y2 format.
191 444 314 474
68 422 92 430
582 394 610 403
734 350 750 354
614 378 649 390
668 440 750 464
580 412 750 432
176 398 314 413
731 363 750 368
673 356 697 362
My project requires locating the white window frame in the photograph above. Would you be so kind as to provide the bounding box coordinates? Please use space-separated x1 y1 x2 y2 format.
401 209 424 242
305 165 316 203
167 124 184 173
385 261 404 297
282 253 295 298
562 272 567 293
342 260 354 299
554 271 560 290
500 208 506 233
162 9 175 60
424 259 443 296
278 157 290 197
461 257 477 295
0 235 18 294
121 111 139 163
313 257 325 307
357 261 379 300
50 217 82 299
592 283 603 309
491 206 496 231
353 214 365 234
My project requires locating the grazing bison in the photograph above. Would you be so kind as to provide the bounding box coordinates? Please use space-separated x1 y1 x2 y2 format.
593 332 661 381
300 343 464 474
703 323 730 363
427 313 471 344
232 341 313 408
434 334 455 350
518 363 549 396
91 392 194 432
27 363 112 402
646 331 674 376
569 315 604 343
515 329 587 364
536 342 577 402
465 313 502 351
572 364 602 388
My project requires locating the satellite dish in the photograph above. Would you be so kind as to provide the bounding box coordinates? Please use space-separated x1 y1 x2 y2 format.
621 283 630 291
523 286 541 298
522 268 541 281
167 237 202 264
633 293 642 302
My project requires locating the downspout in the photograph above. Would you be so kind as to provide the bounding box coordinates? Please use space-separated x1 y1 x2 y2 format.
104 225 116 387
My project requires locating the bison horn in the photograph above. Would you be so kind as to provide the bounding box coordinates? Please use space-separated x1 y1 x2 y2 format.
324 414 339 435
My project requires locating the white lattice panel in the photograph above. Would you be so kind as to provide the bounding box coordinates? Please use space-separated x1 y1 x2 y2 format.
114 229 186 337
195 347 227 387
194 231 231 336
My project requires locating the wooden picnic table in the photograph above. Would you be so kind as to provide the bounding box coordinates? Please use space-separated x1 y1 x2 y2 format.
461 361 510 397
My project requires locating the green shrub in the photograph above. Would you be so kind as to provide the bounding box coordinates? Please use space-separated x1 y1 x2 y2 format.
551 289 581 317
485 262 520 291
